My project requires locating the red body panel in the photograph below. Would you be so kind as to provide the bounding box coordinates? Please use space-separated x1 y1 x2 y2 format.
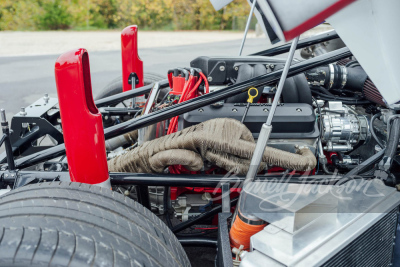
55 48 109 184
121 25 144 92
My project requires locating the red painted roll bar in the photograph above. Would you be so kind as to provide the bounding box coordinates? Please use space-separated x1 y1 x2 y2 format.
121 25 144 92
55 48 110 187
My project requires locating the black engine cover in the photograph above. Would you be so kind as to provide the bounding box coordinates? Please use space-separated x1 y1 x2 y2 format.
178 103 319 139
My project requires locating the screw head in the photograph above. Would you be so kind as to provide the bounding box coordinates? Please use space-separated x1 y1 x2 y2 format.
263 108 269 112
296 108 302 112
219 66 225 72
198 108 204 113
207 76 213 82
232 108 238 112
234 66 239 71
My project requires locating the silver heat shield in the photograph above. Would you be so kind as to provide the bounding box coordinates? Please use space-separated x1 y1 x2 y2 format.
239 179 400 266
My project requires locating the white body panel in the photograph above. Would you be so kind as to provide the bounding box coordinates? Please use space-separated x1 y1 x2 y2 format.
327 0 400 105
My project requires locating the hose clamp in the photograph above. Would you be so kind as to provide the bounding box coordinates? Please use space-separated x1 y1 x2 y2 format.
340 66 347 88
238 211 265 225
329 64 335 89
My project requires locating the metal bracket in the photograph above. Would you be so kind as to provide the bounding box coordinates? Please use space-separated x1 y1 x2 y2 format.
221 182 231 213
128 72 140 85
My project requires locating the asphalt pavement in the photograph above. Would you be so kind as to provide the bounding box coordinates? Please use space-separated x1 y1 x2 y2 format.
0 37 276 121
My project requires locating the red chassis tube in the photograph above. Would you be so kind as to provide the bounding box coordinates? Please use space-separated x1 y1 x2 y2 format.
121 25 144 92
55 48 110 186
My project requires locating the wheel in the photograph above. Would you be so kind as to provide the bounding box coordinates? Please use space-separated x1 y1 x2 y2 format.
95 72 167 100
0 182 190 267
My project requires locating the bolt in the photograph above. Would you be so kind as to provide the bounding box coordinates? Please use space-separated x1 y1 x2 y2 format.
20 107 27 116
270 65 274 69
263 108 269 112
219 66 225 72
232 108 238 112
207 76 213 82
104 116 109 120
296 108 302 112
198 108 204 113
43 93 49 103
234 66 239 71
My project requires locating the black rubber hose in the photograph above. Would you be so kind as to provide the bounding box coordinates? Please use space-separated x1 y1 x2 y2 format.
177 237 218 247
322 163 334 175
306 63 368 91
384 118 400 162
311 90 371 105
370 113 385 149
346 67 368 91
312 88 363 101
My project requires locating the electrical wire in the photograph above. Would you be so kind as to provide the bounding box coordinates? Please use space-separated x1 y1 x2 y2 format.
311 87 371 105
312 97 323 174
370 113 385 148
166 69 209 175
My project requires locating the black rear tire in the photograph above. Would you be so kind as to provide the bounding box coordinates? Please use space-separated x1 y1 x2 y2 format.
0 182 190 267
95 72 167 100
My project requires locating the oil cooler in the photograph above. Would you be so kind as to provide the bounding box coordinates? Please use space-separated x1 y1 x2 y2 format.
239 179 400 267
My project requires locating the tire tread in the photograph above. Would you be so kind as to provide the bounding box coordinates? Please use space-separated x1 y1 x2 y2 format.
0 182 190 267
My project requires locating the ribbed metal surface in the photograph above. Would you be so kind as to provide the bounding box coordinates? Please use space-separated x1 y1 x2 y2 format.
322 207 398 267
363 78 386 106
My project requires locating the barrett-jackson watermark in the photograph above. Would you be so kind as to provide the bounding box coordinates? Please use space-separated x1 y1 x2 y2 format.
211 169 387 212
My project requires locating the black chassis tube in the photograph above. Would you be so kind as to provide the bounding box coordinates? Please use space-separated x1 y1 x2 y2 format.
0 170 353 187
251 29 339 57
6 47 352 170
95 79 169 107
177 237 218 248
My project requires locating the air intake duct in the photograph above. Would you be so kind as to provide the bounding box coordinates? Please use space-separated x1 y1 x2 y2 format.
305 61 386 106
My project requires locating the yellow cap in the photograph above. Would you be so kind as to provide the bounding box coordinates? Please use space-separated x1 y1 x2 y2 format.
247 87 258 103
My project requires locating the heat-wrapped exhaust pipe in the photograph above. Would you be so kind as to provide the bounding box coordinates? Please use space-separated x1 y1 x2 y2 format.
108 118 316 175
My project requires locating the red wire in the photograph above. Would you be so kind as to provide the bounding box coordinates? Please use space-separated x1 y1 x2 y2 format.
167 71 207 174
199 72 209 93
167 72 173 88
